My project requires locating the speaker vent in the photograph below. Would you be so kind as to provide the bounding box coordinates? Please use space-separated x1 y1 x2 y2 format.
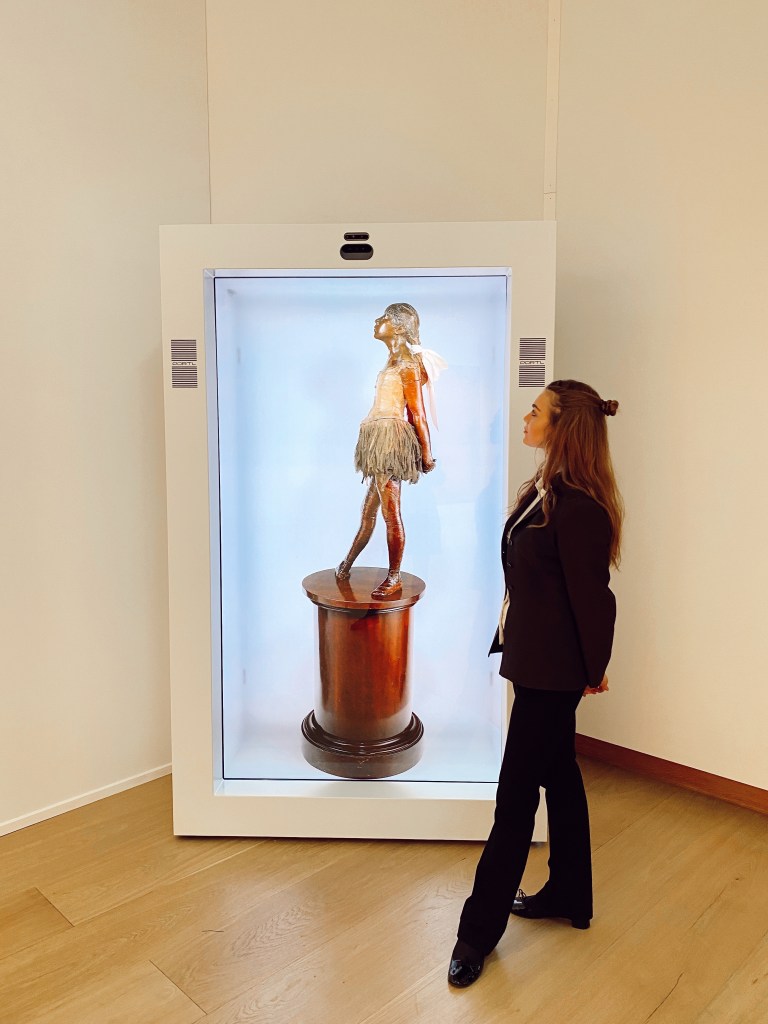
171 339 198 388
518 338 546 387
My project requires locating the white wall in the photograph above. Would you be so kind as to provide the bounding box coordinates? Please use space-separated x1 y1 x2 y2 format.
0 1 210 831
205 0 768 792
1 0 550 834
4 0 765 832
206 0 549 222
555 1 768 787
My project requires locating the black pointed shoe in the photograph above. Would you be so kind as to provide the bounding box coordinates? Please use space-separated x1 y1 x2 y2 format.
448 954 484 988
511 889 591 930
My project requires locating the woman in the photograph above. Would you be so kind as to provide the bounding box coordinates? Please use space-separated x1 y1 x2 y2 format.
448 379 623 988
336 302 438 600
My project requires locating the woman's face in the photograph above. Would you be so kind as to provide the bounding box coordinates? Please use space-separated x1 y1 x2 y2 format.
523 390 553 448
373 314 396 342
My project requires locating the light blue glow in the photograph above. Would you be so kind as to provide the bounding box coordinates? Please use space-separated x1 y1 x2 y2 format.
216 272 509 782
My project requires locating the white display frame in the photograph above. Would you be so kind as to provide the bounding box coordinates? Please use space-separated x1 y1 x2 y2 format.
160 221 555 839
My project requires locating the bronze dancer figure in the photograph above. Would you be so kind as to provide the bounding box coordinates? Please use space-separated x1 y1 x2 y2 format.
336 302 441 599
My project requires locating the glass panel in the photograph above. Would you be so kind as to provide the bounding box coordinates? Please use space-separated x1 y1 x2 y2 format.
216 271 509 782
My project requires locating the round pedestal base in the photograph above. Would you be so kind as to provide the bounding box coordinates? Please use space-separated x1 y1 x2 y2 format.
301 710 424 780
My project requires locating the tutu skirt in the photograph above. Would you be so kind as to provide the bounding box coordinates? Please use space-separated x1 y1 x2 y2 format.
354 416 422 484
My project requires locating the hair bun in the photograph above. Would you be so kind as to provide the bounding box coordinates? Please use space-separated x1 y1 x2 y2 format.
601 399 619 416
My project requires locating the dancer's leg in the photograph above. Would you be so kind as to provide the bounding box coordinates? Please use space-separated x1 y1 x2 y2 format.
336 480 380 579
371 475 404 598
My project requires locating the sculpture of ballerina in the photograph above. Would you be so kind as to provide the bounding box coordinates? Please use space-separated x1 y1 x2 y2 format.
336 302 444 599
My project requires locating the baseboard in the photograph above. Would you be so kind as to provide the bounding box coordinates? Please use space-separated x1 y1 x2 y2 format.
576 735 768 816
0 764 172 837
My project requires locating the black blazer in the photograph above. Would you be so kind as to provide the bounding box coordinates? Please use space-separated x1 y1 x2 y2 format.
490 479 616 691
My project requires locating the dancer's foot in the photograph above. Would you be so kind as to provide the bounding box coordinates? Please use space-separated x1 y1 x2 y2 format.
371 571 402 599
335 560 352 581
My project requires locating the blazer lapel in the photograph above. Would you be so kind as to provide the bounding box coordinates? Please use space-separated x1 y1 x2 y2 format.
501 494 544 562
507 495 544 536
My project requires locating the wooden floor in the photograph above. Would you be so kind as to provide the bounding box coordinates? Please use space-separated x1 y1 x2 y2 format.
1 760 767 1024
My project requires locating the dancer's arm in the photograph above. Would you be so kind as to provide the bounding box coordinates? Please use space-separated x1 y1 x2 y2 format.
401 365 435 472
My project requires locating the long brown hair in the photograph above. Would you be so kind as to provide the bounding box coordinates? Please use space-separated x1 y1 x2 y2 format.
514 380 624 568
385 301 429 383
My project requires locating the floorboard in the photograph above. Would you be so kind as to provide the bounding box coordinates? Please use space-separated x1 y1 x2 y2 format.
1 760 766 1024
0 887 72 958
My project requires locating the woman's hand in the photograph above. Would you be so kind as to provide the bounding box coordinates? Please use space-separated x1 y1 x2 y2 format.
584 674 609 696
421 455 436 473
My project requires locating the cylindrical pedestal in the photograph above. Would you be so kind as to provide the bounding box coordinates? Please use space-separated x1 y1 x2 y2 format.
301 567 425 779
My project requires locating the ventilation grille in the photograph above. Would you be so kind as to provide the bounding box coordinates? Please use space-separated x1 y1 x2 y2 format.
171 339 198 388
518 338 546 387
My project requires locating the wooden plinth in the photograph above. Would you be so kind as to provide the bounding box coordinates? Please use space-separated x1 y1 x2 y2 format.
301 567 425 779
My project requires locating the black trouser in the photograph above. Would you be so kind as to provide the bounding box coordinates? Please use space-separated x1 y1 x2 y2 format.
457 683 591 956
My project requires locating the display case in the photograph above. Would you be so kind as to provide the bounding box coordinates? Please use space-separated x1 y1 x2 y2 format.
160 221 555 838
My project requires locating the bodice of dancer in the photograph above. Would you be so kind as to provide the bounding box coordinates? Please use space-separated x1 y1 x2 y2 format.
363 364 420 422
